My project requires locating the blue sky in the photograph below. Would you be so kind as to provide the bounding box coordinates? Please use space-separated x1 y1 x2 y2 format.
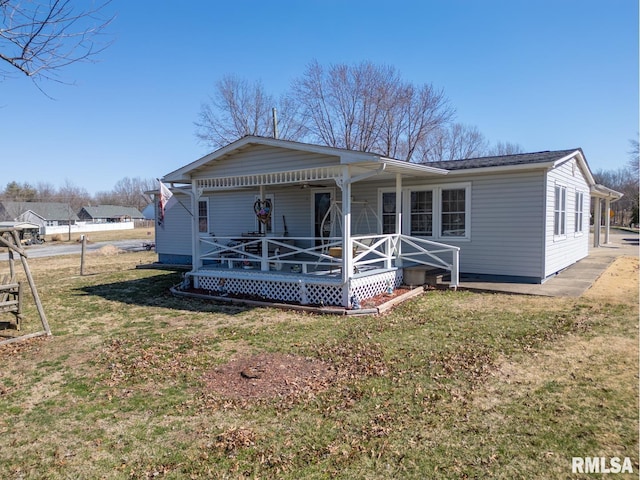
1 0 638 194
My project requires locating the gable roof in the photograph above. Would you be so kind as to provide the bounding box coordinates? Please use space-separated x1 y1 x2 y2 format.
80 205 144 219
1 201 79 221
163 135 448 184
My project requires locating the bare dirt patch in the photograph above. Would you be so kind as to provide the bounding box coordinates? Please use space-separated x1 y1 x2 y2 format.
204 352 337 401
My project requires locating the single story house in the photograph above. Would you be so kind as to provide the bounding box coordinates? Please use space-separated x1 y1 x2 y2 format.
0 202 79 232
156 136 622 308
78 205 144 223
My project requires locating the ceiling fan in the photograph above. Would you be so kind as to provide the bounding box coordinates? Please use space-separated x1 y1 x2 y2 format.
299 182 327 189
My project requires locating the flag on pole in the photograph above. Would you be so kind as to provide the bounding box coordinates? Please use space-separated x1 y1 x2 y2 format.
158 180 176 226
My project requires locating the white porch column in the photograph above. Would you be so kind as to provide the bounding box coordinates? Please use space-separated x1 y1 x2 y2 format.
395 173 403 266
342 167 352 283
604 198 611 244
192 182 202 273
341 166 352 307
593 196 601 248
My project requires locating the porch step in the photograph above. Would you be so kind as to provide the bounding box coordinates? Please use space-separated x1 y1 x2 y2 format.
403 266 448 287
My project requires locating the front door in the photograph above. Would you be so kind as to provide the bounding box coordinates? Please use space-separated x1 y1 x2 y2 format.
313 190 333 246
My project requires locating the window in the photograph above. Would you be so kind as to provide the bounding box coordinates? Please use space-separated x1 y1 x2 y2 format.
554 185 566 236
382 192 397 234
410 190 433 236
198 199 209 234
379 183 470 239
441 188 466 237
575 191 584 233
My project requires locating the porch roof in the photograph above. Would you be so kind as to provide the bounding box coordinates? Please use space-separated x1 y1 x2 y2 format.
163 136 448 187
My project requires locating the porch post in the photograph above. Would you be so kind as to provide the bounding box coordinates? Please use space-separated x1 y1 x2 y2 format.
592 196 601 248
342 166 352 307
395 173 402 234
395 173 403 266
604 198 611 244
192 182 202 273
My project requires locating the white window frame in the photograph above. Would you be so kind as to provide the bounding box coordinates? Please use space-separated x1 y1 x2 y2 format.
378 182 471 241
554 184 567 238
379 190 402 235
198 198 209 235
440 185 470 239
408 189 434 237
574 190 584 235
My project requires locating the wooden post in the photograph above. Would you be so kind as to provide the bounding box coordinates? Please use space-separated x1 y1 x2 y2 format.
10 230 51 336
80 234 86 275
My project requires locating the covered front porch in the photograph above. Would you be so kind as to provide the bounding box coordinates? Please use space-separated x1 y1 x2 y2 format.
164 136 460 308
187 233 459 307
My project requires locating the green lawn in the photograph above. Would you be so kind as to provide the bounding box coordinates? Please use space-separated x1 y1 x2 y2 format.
0 250 637 479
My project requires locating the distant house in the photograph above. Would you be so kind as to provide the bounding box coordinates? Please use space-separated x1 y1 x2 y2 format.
0 201 79 232
77 205 144 223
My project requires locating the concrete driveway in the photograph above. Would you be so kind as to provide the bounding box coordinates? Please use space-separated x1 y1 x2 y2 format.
458 228 639 297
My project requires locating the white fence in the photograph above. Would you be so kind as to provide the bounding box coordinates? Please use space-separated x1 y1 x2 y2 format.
44 222 135 236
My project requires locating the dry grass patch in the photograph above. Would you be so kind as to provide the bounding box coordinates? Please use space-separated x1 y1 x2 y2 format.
0 251 637 479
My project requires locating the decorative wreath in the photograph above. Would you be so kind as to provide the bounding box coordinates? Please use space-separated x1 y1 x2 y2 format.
253 199 272 225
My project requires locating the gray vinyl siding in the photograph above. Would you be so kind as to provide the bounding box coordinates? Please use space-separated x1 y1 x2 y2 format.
460 171 546 279
351 170 548 280
159 144 591 282
207 187 321 238
156 192 192 257
544 159 590 277
192 145 339 179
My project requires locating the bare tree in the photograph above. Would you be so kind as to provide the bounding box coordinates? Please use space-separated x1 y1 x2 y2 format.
0 0 113 84
593 167 637 226
35 181 57 201
487 141 524 156
628 138 639 187
94 177 155 210
292 60 453 160
419 123 488 162
195 75 306 148
55 179 90 211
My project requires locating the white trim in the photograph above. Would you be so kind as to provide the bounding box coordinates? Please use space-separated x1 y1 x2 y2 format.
197 198 210 236
439 183 471 241
195 166 343 190
553 183 567 240
377 182 472 241
574 189 585 236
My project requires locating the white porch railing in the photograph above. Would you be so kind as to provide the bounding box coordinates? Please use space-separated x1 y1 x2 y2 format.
197 233 459 287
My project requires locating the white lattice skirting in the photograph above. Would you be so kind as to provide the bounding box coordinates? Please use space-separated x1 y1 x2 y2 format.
188 269 403 307
350 270 403 304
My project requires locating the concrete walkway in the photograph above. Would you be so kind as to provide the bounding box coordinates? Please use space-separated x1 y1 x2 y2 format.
458 229 639 297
